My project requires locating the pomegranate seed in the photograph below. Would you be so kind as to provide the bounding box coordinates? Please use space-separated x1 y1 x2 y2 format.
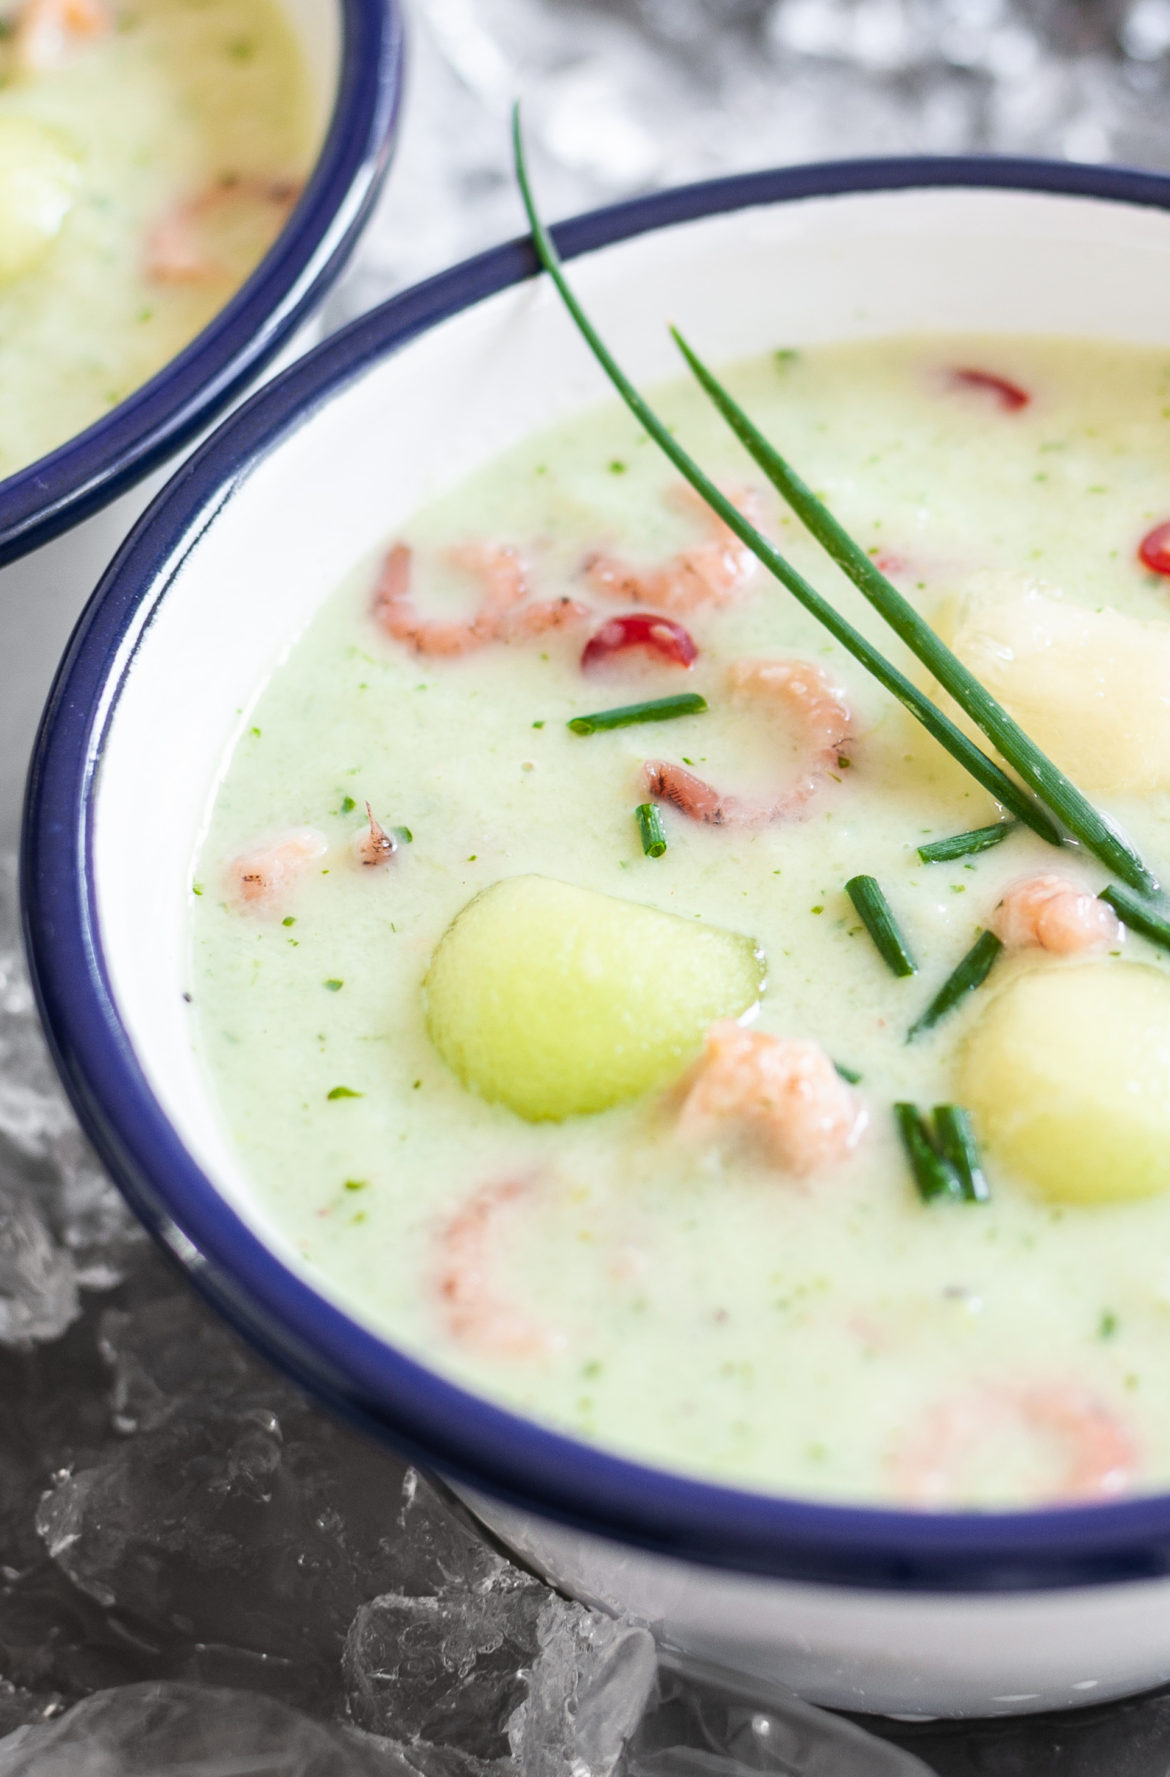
951 368 1030 412
581 612 698 671
1139 522 1170 576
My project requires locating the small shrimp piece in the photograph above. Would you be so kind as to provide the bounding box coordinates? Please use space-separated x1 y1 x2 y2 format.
146 177 299 285
353 803 396 868
371 542 586 657
678 1021 867 1176
228 827 327 910
435 1178 558 1360
496 594 590 641
11 0 109 71
894 1382 1138 1507
950 367 1030 411
646 655 853 826
990 873 1122 955
584 485 761 614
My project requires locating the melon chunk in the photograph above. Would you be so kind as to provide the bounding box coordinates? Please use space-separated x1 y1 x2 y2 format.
959 961 1170 1204
424 875 765 1121
946 575 1170 795
0 119 78 285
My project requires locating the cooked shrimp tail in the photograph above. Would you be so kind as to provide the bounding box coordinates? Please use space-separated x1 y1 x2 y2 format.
228 826 328 911
355 802 397 868
647 656 853 826
435 1177 561 1359
990 873 1123 955
679 1020 867 1175
584 484 761 613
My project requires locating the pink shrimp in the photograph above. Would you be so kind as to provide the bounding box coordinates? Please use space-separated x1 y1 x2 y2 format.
11 0 109 71
372 542 588 658
989 873 1122 955
435 1178 559 1360
646 656 853 827
893 1382 1138 1507
146 177 300 285
353 803 396 868
228 827 327 910
583 485 761 614
678 1021 867 1176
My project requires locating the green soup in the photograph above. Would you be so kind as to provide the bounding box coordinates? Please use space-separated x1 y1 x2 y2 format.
191 335 1170 1509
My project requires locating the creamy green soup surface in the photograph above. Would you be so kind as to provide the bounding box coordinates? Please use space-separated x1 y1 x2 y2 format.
0 0 316 477
191 335 1170 1510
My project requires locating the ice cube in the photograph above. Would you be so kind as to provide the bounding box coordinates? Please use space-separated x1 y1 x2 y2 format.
508 1593 656 1777
0 1680 413 1775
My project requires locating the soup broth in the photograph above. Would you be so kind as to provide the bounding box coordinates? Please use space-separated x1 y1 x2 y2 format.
0 0 316 476
190 335 1170 1508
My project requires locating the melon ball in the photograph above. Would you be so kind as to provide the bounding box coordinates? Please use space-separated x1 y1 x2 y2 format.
424 875 765 1121
959 961 1170 1204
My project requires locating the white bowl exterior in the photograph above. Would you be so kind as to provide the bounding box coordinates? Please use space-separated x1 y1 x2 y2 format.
464 1485 1170 1715
89 184 1170 1713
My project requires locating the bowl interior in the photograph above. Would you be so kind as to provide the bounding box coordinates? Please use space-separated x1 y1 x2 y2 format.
44 173 1170 1582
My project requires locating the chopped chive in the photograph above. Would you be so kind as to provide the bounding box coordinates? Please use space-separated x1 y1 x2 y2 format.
894 1103 963 1203
282 916 296 927
390 825 413 846
635 803 667 857
918 822 1016 865
1100 882 1170 951
326 1085 363 1100
932 1105 990 1203
343 1179 368 1192
568 692 707 735
908 931 1002 1041
340 795 356 815
511 109 1062 852
834 1061 862 1084
323 979 344 992
669 330 1158 894
844 875 917 977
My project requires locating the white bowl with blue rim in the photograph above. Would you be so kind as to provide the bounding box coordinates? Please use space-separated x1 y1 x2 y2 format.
0 0 404 843
24 157 1170 1719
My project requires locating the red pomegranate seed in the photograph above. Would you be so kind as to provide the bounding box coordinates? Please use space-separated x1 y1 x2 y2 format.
950 368 1030 412
1139 522 1170 576
581 612 698 671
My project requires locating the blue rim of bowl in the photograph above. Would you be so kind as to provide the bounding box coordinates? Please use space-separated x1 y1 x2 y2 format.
25 153 1170 1595
0 0 405 568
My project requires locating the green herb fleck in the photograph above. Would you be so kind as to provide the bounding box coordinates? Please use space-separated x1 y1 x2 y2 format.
324 979 344 992
327 1085 363 1100
340 795 356 815
1099 1310 1119 1339
344 1179 368 1192
282 916 295 927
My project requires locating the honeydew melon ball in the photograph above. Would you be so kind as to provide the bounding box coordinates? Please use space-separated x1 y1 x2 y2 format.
959 961 1170 1204
0 118 79 284
424 875 765 1121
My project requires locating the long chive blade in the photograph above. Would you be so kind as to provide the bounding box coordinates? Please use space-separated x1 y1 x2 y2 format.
511 108 1061 849
1100 883 1170 951
932 1104 990 1204
894 1103 963 1203
635 802 668 857
568 692 706 735
671 328 1157 896
917 822 1016 865
845 874 917 977
908 930 1003 1041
